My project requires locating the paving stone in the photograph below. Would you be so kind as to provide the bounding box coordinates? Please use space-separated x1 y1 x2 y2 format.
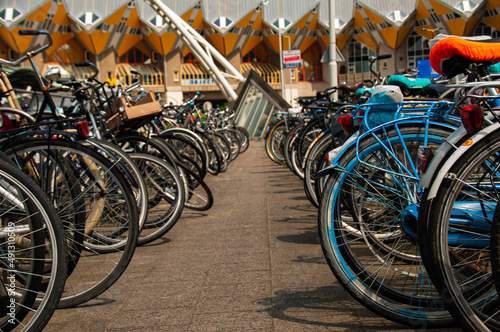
43 141 459 332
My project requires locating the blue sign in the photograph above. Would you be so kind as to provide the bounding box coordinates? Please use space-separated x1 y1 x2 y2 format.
417 59 440 78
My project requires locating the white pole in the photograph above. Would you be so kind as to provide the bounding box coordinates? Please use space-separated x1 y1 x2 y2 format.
329 0 338 101
279 23 285 98
144 0 242 102
284 35 293 105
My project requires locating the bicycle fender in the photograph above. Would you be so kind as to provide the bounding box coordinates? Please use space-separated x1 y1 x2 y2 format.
422 122 500 200
314 132 360 179
302 130 328 168
315 164 345 179
264 118 286 139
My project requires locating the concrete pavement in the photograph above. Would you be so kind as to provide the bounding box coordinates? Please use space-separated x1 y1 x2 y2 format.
44 141 458 331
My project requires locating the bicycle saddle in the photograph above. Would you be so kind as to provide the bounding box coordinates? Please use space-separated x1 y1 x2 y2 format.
338 81 363 92
387 75 432 89
430 36 500 78
297 97 316 106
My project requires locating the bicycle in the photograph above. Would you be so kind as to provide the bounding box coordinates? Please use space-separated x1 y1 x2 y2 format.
317 88 460 327
0 30 141 309
0 155 67 332
416 35 500 332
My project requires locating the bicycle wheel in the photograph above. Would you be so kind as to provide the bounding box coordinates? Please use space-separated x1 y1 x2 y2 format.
115 132 179 170
304 125 349 208
128 153 185 246
283 123 305 176
265 119 289 166
0 156 67 332
490 204 500 323
85 138 148 235
294 117 325 172
197 131 223 175
318 125 455 327
2 138 139 308
303 132 334 208
177 163 213 211
290 123 325 180
218 128 240 161
159 128 210 172
419 129 500 331
234 126 249 153
212 132 231 172
161 133 207 179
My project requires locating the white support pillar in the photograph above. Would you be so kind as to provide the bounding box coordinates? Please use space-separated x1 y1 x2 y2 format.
144 0 244 102
278 18 285 98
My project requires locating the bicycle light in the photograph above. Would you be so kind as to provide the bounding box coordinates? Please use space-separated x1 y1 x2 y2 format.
460 104 483 134
76 121 89 139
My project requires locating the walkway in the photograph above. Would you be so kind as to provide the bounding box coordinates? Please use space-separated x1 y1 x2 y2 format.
45 141 457 331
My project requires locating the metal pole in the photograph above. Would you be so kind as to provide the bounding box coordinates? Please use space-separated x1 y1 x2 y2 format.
279 26 285 98
284 35 293 105
329 0 338 101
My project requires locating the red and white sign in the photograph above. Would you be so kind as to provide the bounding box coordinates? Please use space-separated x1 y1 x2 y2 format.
283 50 302 68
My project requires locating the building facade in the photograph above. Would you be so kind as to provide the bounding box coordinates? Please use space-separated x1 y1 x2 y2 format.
0 0 498 106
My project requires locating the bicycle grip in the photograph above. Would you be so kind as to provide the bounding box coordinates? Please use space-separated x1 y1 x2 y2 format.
19 30 40 36
75 62 91 67
377 54 392 60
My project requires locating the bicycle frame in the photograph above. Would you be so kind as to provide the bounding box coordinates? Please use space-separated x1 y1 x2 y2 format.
315 99 500 249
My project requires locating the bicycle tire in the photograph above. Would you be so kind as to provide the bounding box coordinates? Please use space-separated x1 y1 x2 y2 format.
318 124 455 328
234 126 249 153
161 133 207 179
219 128 240 161
418 129 500 331
303 132 334 208
2 138 140 308
128 153 186 246
115 132 179 170
197 131 223 175
265 119 289 166
159 127 210 171
0 156 67 332
283 123 304 176
177 163 213 211
212 132 231 172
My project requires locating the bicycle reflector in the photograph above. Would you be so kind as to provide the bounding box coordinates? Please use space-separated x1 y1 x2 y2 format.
76 121 89 139
338 114 354 134
460 104 484 134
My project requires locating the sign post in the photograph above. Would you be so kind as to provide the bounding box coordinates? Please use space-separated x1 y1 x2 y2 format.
283 50 301 105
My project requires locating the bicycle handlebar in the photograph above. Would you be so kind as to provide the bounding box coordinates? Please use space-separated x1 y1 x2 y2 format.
123 70 143 94
18 30 41 36
75 62 99 80
0 30 53 66
367 54 392 83
375 54 392 60
181 92 203 106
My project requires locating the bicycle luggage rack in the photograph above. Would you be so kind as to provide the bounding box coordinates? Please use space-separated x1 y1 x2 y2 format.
352 100 458 180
